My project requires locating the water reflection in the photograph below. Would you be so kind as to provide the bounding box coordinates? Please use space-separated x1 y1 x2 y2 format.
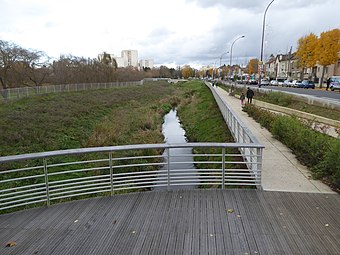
154 109 198 190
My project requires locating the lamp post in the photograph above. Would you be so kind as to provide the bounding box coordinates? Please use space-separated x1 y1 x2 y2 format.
220 51 229 67
219 51 229 79
259 0 275 87
229 35 245 80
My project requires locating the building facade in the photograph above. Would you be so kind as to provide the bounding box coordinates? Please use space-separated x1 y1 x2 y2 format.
139 59 154 69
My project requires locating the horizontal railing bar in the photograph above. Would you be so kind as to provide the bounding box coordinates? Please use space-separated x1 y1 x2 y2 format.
0 183 45 194
0 199 47 211
0 190 46 202
48 166 109 176
50 185 111 197
48 158 108 168
50 189 111 201
0 143 264 163
0 174 45 184
113 155 164 161
112 162 165 169
1 194 47 206
49 178 110 190
49 175 109 185
50 181 111 193
0 165 43 175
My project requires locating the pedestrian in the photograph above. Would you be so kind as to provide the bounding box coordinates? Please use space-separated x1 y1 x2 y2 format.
326 77 331 91
246 87 254 104
240 92 245 106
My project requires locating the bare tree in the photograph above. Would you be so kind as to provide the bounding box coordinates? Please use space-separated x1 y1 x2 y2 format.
0 40 26 90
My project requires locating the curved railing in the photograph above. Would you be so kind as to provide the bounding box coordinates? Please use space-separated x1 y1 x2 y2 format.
0 143 263 212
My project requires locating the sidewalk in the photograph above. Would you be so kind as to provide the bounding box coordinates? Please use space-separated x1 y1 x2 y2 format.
214 86 336 194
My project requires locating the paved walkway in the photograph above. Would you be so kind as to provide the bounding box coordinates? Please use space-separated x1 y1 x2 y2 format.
214 86 336 194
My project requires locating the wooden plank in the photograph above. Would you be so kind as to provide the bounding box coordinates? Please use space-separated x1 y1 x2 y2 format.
0 190 339 255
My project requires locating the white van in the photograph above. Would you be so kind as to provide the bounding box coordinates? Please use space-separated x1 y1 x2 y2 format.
330 76 340 91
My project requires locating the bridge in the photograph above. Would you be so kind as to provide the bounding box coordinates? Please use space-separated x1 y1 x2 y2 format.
0 82 339 254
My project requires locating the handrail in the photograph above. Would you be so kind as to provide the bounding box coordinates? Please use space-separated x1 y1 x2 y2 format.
0 142 263 212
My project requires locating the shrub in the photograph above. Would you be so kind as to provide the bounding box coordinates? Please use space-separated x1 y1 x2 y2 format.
243 105 339 191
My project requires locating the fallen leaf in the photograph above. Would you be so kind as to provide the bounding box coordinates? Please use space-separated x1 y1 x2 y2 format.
227 209 234 213
74 220 78 223
113 220 117 224
132 231 136 234
5 241 17 247
209 234 214 237
325 224 329 227
237 215 241 218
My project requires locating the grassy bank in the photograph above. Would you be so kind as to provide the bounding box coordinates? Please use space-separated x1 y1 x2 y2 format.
243 104 339 192
1 80 239 212
0 82 175 156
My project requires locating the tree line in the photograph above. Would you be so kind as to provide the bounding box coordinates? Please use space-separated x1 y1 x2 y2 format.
0 40 182 91
246 28 340 83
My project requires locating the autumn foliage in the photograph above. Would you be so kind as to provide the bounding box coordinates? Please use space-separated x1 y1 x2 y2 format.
296 28 340 85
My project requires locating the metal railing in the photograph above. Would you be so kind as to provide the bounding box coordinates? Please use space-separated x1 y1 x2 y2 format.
206 82 263 172
0 143 263 211
0 81 143 102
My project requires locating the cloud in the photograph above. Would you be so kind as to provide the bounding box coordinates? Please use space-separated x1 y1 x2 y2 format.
0 0 339 68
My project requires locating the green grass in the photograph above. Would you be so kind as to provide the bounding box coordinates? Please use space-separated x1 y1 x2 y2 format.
0 80 241 213
243 104 340 192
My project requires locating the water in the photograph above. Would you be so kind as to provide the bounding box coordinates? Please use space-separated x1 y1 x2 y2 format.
154 109 198 190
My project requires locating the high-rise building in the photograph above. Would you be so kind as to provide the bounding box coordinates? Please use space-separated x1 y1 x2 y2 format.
139 59 154 69
98 50 153 69
121 50 138 67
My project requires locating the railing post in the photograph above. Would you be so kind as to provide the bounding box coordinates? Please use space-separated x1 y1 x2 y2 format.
167 148 170 191
222 148 225 189
109 152 114 196
43 158 50 206
256 147 263 189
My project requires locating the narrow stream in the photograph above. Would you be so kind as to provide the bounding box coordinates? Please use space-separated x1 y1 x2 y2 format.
154 108 198 190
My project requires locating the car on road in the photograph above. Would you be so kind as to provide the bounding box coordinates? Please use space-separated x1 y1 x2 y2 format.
330 76 340 91
297 80 315 89
248 79 258 85
291 80 301 87
283 79 293 87
276 78 285 86
261 78 270 86
270 80 278 86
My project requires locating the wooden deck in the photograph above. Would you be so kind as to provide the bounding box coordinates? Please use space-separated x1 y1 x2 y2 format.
0 189 339 254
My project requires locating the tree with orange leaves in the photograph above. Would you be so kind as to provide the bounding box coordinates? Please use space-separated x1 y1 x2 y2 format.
296 33 318 80
316 28 340 87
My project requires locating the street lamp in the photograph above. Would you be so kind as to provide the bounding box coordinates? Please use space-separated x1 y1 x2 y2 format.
219 51 229 79
230 35 245 66
220 51 229 67
229 35 245 79
259 0 275 86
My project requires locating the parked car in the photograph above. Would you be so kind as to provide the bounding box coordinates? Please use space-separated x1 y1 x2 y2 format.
248 79 258 85
330 76 340 91
277 78 285 86
261 78 270 86
270 80 278 86
283 79 293 87
291 80 301 87
297 80 315 89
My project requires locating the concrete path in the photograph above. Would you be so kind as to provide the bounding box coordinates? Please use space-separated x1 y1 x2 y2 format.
214 86 336 194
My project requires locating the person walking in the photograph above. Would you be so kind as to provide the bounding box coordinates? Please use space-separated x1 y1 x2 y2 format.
326 77 331 91
240 92 245 106
246 87 254 104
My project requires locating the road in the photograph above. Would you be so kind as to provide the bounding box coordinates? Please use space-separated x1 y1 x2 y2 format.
250 85 340 102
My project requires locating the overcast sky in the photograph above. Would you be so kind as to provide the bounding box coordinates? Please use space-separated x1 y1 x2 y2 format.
1 0 339 68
